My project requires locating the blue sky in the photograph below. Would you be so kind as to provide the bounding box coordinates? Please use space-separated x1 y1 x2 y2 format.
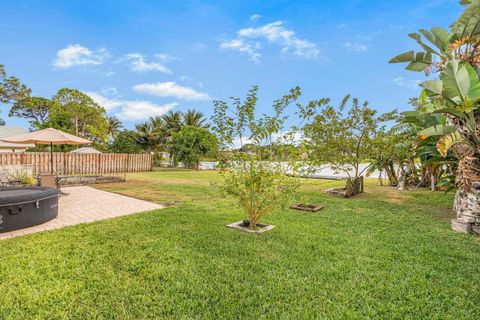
0 0 462 129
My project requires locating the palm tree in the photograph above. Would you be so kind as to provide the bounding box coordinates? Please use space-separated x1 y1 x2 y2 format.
107 116 123 139
183 109 208 128
162 111 183 134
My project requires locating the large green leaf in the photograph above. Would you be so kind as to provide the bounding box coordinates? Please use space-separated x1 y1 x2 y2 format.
408 33 438 55
430 27 454 52
420 80 443 96
421 102 464 117
417 124 457 137
407 52 433 71
389 51 414 63
464 62 480 99
414 31 441 55
442 61 469 101
389 51 432 72
452 2 480 38
441 61 480 102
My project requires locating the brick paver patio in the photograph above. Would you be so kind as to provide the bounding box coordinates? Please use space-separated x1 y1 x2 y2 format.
0 186 164 240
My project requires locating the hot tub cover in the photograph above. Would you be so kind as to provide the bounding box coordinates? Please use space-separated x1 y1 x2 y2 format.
0 187 60 206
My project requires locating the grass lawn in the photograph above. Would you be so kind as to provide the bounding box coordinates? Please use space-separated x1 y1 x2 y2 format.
0 171 479 319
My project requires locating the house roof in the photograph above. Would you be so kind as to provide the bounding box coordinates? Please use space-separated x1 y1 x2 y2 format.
70 146 102 154
0 126 35 149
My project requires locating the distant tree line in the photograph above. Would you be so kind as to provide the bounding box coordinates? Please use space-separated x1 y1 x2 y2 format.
0 63 217 168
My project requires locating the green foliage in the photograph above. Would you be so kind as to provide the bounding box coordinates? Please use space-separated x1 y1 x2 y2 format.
301 95 388 183
390 1 480 74
50 88 109 144
211 85 303 229
7 169 36 185
9 97 57 130
106 116 123 140
392 1 480 190
169 126 217 169
109 130 143 154
134 109 208 156
0 64 31 125
183 109 208 128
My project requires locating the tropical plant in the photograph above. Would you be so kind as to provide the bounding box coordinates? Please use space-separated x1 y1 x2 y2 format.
211 85 304 230
391 0 480 231
183 109 208 127
162 111 183 135
134 121 161 153
389 1 480 75
169 126 217 170
106 116 123 139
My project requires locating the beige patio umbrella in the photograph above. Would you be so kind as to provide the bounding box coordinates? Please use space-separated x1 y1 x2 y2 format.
0 128 91 174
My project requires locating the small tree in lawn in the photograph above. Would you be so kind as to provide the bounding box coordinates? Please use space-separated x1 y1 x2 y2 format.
169 126 217 170
211 85 304 230
300 95 388 197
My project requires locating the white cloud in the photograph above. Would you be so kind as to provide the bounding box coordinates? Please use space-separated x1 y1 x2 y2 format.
117 101 177 120
343 42 368 52
133 82 211 101
250 14 262 22
54 44 110 69
219 39 262 62
84 90 176 121
154 53 179 62
84 91 123 111
122 53 172 73
392 77 421 90
220 21 319 62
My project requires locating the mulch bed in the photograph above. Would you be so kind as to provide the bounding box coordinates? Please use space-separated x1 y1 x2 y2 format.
290 204 324 212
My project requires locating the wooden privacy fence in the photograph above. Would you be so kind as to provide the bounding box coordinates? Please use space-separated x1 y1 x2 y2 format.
0 152 153 175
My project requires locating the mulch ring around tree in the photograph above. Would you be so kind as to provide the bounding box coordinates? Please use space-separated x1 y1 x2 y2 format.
290 204 324 212
226 220 275 234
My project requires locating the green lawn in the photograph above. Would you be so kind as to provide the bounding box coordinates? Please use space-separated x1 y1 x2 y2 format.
0 171 479 319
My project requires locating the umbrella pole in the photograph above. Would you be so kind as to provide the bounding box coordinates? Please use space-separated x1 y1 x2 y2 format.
50 142 53 175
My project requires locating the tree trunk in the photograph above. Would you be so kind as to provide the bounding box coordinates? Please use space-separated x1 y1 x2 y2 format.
249 188 255 230
385 163 398 186
452 184 480 234
408 157 419 186
377 171 384 186
398 164 406 191
345 176 363 197
430 170 436 191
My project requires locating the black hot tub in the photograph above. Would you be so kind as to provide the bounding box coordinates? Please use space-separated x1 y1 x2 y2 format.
0 187 60 233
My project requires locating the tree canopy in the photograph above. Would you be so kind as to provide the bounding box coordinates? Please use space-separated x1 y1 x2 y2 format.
0 64 30 125
169 126 217 169
9 97 57 130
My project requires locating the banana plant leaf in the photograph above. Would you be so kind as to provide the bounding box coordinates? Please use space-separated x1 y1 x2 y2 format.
452 1 480 38
441 61 480 101
420 79 443 96
437 131 463 157
389 51 432 72
417 124 457 137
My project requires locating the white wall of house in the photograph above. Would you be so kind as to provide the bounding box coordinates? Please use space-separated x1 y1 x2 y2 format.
0 147 29 153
